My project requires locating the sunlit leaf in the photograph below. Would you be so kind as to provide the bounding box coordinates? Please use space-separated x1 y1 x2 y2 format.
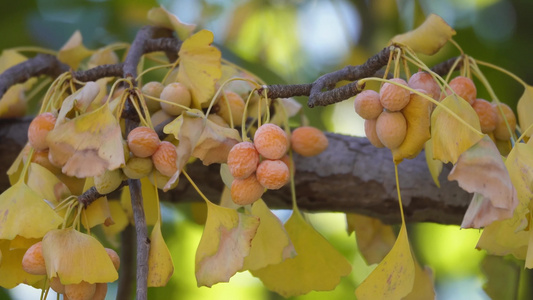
9 236 41 250
477 219 528 260
517 84 533 137
431 95 483 164
27 163 71 206
147 6 196 40
355 225 415 299
148 220 174 287
448 136 518 228
0 181 62 240
42 228 118 284
403 260 436 300
391 14 456 55
178 30 222 109
195 201 260 287
82 197 112 229
57 31 93 69
102 201 129 247
0 241 44 288
242 200 295 271
120 177 159 226
481 255 520 300
251 210 351 297
424 139 442 187
47 103 125 178
0 84 25 118
57 82 101 124
346 213 395 265
88 48 119 69
192 118 241 165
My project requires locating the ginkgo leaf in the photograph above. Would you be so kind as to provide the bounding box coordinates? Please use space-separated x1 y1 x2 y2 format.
102 201 129 247
9 236 41 250
219 164 233 190
431 95 483 164
192 118 241 165
163 111 205 191
0 181 63 240
121 177 159 226
346 213 395 265
0 50 28 117
392 91 432 163
391 14 456 55
0 50 27 72
148 220 174 287
251 210 351 297
27 163 71 206
241 199 295 271
517 84 533 137
147 6 196 40
0 241 44 289
56 82 101 124
476 219 528 260
448 135 518 228
355 224 415 299
82 197 112 229
403 260 436 300
195 200 260 287
178 30 222 109
47 103 125 178
269 98 302 125
58 31 94 69
425 139 442 188
42 228 118 284
88 47 119 69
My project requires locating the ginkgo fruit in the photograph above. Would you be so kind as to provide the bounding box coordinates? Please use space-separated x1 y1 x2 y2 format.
151 109 172 128
123 156 153 179
152 141 178 177
445 76 476 105
64 281 96 300
127 126 161 158
254 123 289 160
493 102 517 140
31 149 62 175
227 141 260 179
280 154 294 174
379 78 411 111
256 160 290 190
472 98 498 133
231 174 264 205
408 71 441 100
21 241 46 275
207 113 230 128
141 81 165 112
160 82 192 116
217 91 245 126
94 169 124 194
354 90 383 120
105 248 120 271
49 277 65 294
93 283 108 300
376 111 407 149
28 112 56 151
290 126 328 157
364 119 385 148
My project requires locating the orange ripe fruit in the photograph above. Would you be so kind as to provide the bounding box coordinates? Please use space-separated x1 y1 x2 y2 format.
22 241 46 275
280 154 294 174
354 90 383 120
160 82 192 116
49 277 65 294
217 91 246 126
493 102 517 140
28 112 56 150
105 248 120 271
231 174 264 205
127 126 160 158
254 123 289 159
379 78 411 111
93 283 108 300
472 99 498 133
290 126 328 157
376 111 407 149
227 142 260 179
65 281 96 300
152 141 178 177
446 76 476 105
408 71 441 100
256 160 290 190
364 118 385 148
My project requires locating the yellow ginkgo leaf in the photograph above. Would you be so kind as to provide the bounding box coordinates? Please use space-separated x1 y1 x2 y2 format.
147 6 196 40
148 220 174 287
0 241 44 289
9 236 41 250
42 228 118 284
57 30 94 69
403 260 436 300
392 91 432 163
7 145 27 185
47 103 125 178
346 213 395 265
0 181 63 240
355 224 415 300
102 201 129 247
195 200 260 287
121 177 159 226
242 199 295 271
251 210 351 298
424 139 443 188
448 136 518 228
192 118 241 165
391 14 456 55
178 30 222 109
517 84 533 137
27 163 71 206
431 95 483 164
0 84 26 118
82 197 112 229
476 219 528 260
87 47 119 69
0 50 27 72
56 81 101 125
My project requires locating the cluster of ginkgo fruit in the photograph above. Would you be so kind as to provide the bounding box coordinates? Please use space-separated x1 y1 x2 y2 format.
227 123 328 206
21 240 119 300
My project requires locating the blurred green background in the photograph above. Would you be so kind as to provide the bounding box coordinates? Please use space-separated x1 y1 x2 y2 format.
1 0 533 299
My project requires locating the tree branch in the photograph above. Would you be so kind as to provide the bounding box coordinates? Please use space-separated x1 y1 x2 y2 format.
117 225 136 300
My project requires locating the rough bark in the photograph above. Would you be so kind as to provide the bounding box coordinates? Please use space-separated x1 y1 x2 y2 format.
0 118 470 225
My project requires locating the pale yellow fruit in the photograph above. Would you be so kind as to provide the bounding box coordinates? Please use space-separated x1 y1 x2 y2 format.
49 277 65 294
160 82 191 116
123 157 153 179
217 91 245 126
94 169 124 194
141 81 165 112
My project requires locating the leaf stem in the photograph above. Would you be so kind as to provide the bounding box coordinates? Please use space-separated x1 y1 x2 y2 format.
394 163 406 226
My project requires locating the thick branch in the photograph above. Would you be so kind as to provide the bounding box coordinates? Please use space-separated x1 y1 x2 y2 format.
0 118 470 225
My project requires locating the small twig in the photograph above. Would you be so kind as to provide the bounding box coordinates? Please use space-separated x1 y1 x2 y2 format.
77 180 128 207
431 56 463 76
117 225 136 300
72 63 124 82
